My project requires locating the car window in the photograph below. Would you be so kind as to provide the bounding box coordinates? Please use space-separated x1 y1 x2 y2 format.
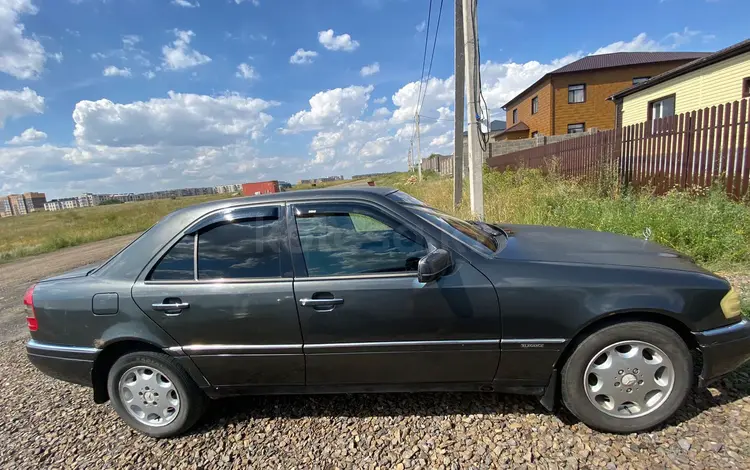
295 205 427 277
197 217 283 280
148 234 195 281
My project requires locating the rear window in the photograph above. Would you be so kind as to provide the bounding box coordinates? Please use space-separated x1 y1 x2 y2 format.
386 191 427 206
148 235 195 281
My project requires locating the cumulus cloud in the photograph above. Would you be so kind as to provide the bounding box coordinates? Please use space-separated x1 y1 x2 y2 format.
102 65 132 77
0 0 46 79
593 33 662 54
373 96 388 104
416 21 426 33
372 107 390 118
236 63 259 80
290 48 318 65
172 0 199 7
234 0 260 4
0 87 44 128
318 29 360 52
6 127 46 145
285 85 374 133
162 29 211 70
360 62 380 77
73 91 278 147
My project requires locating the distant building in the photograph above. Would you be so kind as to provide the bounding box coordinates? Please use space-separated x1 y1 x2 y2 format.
45 197 79 211
0 192 47 216
215 184 243 194
298 175 344 185
77 193 105 208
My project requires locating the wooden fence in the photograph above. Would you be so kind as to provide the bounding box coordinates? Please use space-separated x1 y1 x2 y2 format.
486 98 750 198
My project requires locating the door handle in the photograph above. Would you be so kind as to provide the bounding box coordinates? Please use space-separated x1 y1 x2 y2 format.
152 302 190 313
299 298 344 307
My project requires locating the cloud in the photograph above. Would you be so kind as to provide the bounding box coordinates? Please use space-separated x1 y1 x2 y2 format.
0 0 46 79
0 87 44 128
50 52 63 63
102 65 132 77
360 62 380 77
172 0 199 7
143 70 156 80
290 48 318 65
6 127 46 145
593 30 710 55
373 107 390 118
73 91 278 147
162 29 211 70
236 63 259 80
318 29 360 52
416 21 426 33
373 96 387 104
234 0 260 4
285 85 374 133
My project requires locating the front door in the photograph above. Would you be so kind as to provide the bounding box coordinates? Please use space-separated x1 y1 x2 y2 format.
291 201 500 386
132 204 304 388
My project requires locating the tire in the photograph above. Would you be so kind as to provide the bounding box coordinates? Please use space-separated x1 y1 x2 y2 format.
107 351 207 438
561 321 692 433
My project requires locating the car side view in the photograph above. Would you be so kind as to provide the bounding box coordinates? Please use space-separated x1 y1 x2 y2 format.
25 187 750 437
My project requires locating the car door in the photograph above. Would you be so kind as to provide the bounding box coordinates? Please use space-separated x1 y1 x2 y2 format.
290 201 500 386
132 204 304 389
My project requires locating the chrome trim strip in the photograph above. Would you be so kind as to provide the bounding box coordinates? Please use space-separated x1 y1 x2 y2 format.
180 344 303 352
26 339 99 354
296 272 417 282
144 277 290 285
501 338 567 344
193 232 199 281
305 339 500 349
697 318 749 337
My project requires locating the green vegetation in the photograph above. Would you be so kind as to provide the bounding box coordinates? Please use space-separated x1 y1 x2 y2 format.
2 167 750 273
0 194 230 263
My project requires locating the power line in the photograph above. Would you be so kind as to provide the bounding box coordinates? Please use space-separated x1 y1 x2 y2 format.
417 0 445 118
409 0 435 172
469 0 490 151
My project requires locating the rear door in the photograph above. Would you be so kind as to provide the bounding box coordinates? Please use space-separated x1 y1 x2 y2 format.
290 201 500 387
132 204 304 388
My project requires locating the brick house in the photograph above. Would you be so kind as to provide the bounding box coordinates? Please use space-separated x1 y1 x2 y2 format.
496 52 710 140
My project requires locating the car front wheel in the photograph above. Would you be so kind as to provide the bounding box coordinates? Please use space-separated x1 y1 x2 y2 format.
561 321 692 433
107 351 207 438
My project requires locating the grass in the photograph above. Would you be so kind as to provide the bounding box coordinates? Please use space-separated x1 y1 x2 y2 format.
0 194 232 263
374 168 750 267
3 167 750 272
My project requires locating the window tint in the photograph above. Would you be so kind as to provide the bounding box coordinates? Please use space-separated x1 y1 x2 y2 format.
148 235 195 281
197 217 283 280
411 206 497 254
295 207 427 277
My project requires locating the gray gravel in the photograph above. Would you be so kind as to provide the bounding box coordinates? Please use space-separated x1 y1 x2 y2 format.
1 339 749 469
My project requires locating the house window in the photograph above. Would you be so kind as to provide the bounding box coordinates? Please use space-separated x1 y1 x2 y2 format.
512 108 518 124
531 131 539 138
531 96 539 115
648 94 676 121
743 77 750 98
567 123 585 134
568 84 585 103
632 76 651 85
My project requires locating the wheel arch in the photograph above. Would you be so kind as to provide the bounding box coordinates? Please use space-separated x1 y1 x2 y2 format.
91 339 164 404
555 310 698 371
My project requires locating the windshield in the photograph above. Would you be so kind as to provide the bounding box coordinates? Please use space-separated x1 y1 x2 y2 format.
409 205 498 254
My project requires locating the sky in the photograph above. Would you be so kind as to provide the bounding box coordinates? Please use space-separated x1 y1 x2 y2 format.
0 0 747 198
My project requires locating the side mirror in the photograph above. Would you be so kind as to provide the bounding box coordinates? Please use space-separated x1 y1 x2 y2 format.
417 249 453 283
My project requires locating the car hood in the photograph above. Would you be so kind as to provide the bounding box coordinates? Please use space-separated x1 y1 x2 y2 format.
40 263 100 283
495 224 709 274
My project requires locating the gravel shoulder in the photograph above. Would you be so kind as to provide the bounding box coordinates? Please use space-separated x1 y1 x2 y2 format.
0 234 137 342
1 238 749 468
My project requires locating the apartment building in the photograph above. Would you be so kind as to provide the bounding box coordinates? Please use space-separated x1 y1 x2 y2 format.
0 192 47 216
215 184 243 194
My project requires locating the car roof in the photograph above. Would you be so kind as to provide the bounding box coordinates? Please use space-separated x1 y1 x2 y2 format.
180 186 399 214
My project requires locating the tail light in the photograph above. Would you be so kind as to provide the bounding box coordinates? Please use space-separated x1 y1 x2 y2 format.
23 284 37 332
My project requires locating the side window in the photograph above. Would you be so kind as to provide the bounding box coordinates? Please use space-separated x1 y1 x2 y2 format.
197 216 283 280
295 205 428 277
148 235 195 281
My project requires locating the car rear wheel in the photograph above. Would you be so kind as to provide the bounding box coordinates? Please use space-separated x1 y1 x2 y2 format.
107 351 206 438
561 321 692 433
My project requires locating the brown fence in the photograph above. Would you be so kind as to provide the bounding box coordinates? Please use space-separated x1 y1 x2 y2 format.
486 98 750 198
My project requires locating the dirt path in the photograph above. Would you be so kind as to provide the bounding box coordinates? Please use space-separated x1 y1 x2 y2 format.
0 234 138 342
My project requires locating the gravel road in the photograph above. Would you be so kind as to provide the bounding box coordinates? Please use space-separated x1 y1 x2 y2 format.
1 236 749 468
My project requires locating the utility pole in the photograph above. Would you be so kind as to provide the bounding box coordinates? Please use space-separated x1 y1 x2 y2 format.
416 114 423 181
462 0 483 218
453 0 464 208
